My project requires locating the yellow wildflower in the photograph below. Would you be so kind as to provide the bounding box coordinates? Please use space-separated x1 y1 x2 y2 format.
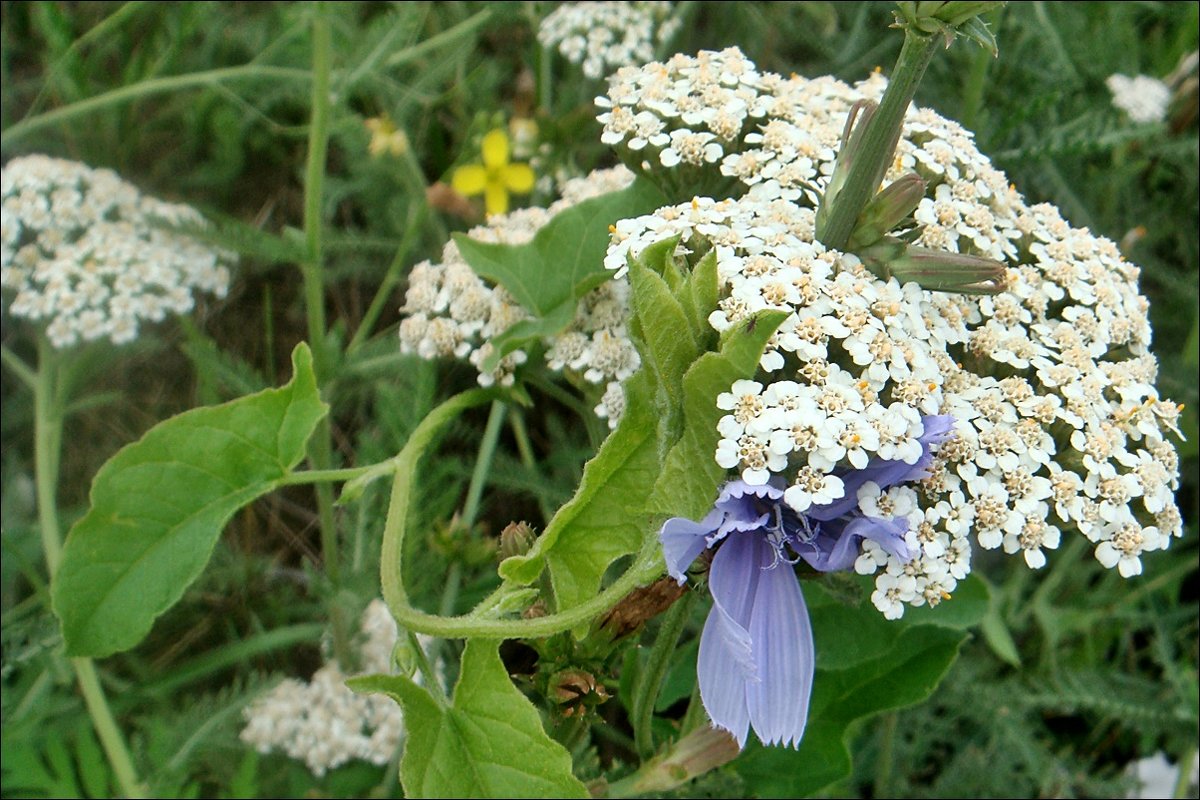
451 129 535 216
364 114 408 157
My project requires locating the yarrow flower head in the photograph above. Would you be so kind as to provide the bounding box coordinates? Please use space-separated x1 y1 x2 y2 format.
1 155 233 349
1106 73 1171 124
451 129 536 217
403 46 1186 600
400 165 639 413
658 416 953 748
241 600 426 776
538 1 680 80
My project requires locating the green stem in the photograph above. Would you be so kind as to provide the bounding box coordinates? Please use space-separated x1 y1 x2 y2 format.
378 389 663 639
1172 745 1197 798
345 204 425 355
959 31 993 131
406 629 448 705
435 401 504 652
302 1 333 383
510 410 553 523
633 591 694 759
32 341 146 797
34 340 63 575
275 465 380 486
2 64 310 149
384 8 493 69
817 27 940 251
1 344 37 390
136 623 325 699
301 1 350 667
463 401 508 529
73 658 147 798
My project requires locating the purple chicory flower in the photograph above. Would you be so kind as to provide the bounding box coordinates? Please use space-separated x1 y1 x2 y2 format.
658 415 954 748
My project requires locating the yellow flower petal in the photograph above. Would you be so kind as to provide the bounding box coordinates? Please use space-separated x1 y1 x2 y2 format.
452 165 487 196
485 181 510 216
503 163 535 194
481 129 510 169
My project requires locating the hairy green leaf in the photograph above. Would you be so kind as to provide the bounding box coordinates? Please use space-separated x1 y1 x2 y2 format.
349 640 587 799
646 310 788 521
53 344 327 657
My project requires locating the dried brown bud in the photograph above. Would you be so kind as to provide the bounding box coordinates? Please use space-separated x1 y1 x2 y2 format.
599 577 688 639
427 181 480 222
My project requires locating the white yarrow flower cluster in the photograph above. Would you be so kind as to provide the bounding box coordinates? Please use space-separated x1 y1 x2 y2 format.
596 49 1185 615
1 155 233 349
400 166 640 423
538 2 680 80
240 600 420 776
1105 73 1171 124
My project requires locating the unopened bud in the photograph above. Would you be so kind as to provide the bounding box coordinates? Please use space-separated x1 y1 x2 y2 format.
861 239 1006 294
817 100 879 239
849 173 927 249
893 2 1005 54
499 521 536 561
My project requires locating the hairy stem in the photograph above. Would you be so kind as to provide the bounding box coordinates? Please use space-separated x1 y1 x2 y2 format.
633 591 694 759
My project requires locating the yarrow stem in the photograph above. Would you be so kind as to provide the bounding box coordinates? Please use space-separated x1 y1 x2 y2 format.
816 26 941 251
632 590 694 759
32 342 146 798
34 339 64 575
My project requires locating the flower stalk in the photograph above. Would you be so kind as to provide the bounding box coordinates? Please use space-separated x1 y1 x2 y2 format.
816 2 1004 252
32 343 147 798
816 25 941 251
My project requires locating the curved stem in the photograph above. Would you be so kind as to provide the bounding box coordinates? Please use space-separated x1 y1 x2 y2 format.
2 64 310 149
379 388 664 639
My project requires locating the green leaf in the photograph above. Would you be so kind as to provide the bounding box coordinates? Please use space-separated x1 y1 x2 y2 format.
349 640 588 799
646 310 788 521
454 177 667 369
501 258 785 613
628 249 699 417
478 299 577 375
542 371 663 610
53 344 328 657
684 249 720 342
733 578 986 797
735 623 968 798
